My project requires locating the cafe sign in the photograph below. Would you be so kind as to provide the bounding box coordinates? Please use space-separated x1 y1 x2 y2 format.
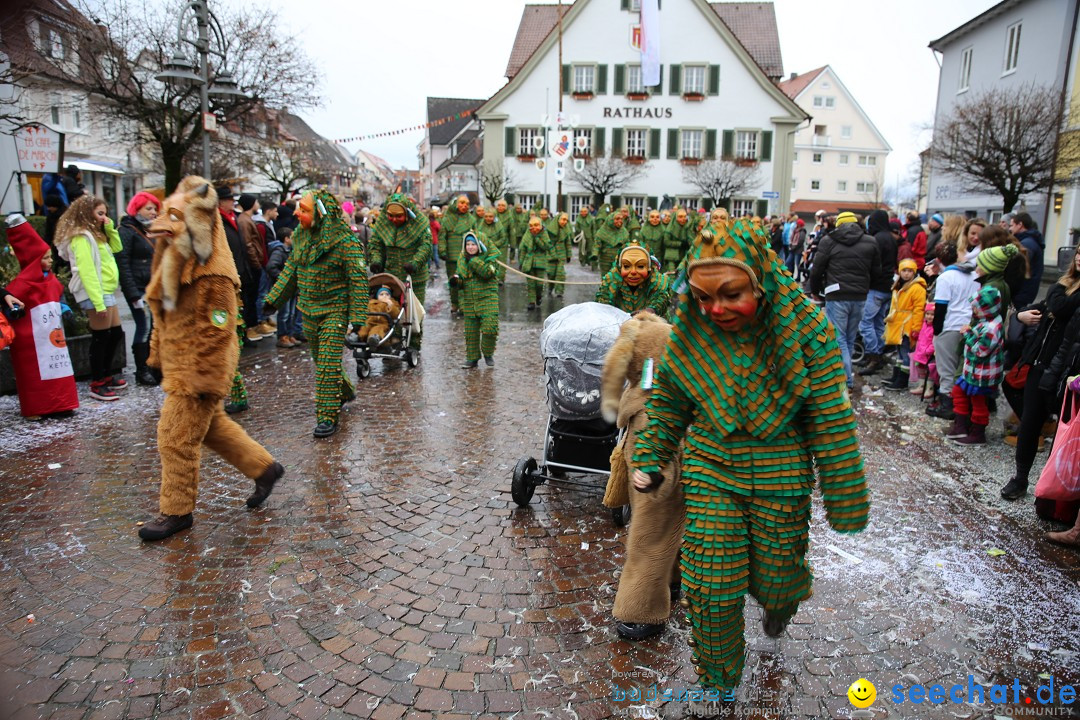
14 123 64 174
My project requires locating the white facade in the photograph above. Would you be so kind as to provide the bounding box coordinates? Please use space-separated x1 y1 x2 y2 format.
783 66 891 215
478 0 804 215
927 0 1078 228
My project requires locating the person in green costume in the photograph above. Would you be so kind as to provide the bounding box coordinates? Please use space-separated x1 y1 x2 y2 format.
510 203 526 258
660 207 693 273
439 195 476 316
451 230 500 368
366 193 432 349
595 242 672 316
481 207 509 284
622 206 642 242
638 209 665 259
494 199 514 261
575 206 595 267
631 218 869 694
518 215 550 311
593 212 630 273
265 190 368 438
547 212 573 298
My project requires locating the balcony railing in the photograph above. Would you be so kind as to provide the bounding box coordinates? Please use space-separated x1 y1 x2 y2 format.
812 135 831 147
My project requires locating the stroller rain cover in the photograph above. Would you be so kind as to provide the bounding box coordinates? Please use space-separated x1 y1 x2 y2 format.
540 302 630 421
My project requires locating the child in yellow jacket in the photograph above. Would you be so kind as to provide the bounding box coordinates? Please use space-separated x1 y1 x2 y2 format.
882 258 928 390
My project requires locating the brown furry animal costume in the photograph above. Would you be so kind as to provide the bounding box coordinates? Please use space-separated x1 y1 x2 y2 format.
356 294 400 344
141 177 282 539
602 313 684 626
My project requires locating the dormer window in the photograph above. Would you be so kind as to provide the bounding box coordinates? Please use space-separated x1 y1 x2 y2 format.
47 28 65 60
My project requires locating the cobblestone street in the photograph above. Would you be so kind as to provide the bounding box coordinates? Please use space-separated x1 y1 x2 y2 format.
1 266 1079 720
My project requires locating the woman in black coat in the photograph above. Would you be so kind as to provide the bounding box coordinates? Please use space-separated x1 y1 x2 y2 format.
1001 245 1080 500
115 192 161 385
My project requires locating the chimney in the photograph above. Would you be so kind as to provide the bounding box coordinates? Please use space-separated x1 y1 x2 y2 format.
790 72 797 81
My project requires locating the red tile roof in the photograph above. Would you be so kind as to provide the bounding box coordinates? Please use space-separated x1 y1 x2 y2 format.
790 200 889 216
506 4 571 79
778 66 827 100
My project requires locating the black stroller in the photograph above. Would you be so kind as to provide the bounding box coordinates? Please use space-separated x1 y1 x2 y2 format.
510 302 633 526
346 273 422 378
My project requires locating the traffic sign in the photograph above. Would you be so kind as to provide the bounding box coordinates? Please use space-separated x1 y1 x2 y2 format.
761 191 780 199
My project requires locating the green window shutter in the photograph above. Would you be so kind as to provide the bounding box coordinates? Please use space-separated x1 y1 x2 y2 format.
756 200 769 218
594 127 606 157
718 198 730 211
620 0 629 8
611 128 624 158
760 130 773 162
558 195 568 213
611 195 622 208
702 198 714 210
654 64 663 94
505 126 515 157
505 193 515 204
648 195 659 209
669 64 681 95
649 129 661 159
708 65 720 95
614 64 626 95
562 65 571 95
721 130 734 159
667 128 679 159
597 64 608 94
705 129 717 160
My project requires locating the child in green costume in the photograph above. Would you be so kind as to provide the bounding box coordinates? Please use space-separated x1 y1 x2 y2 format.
452 231 499 367
439 195 476 315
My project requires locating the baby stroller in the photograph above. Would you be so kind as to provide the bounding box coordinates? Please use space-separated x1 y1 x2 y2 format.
511 302 633 526
346 273 423 378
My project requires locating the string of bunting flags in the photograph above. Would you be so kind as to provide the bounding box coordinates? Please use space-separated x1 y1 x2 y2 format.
326 108 479 145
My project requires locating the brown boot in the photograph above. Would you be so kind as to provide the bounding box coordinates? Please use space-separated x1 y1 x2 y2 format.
945 415 971 439
246 462 285 508
1047 525 1080 547
138 513 193 541
952 422 986 445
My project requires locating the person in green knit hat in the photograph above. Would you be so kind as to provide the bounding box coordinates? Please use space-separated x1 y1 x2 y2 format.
451 230 500 368
265 190 368 438
547 212 573 298
593 212 630 272
481 207 509 284
575 206 595 267
595 242 672 316
439 195 477 316
638 209 665 258
631 217 869 695
518 215 550 311
366 192 432 348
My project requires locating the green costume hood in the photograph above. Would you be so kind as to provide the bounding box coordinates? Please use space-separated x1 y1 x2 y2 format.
293 190 354 265
370 193 428 250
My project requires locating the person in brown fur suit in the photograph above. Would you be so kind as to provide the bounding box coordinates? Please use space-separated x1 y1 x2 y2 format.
137 177 284 541
601 312 684 640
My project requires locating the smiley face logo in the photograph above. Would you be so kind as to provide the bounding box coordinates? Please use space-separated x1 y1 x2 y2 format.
847 678 876 708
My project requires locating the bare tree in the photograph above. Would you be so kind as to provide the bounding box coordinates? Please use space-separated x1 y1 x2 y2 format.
241 141 333 204
569 157 650 207
479 159 517 206
681 160 761 206
0 54 28 127
69 0 320 192
931 83 1080 212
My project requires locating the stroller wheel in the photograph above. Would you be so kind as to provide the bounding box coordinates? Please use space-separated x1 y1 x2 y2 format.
406 347 420 368
612 503 632 527
357 358 371 379
511 457 538 507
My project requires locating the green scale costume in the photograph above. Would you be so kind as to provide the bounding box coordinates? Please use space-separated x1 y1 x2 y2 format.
547 218 572 290
266 190 368 427
575 213 595 267
594 249 673 316
660 219 693 273
481 217 509 283
637 221 666 259
509 208 527 256
632 219 869 692
518 225 551 307
367 193 432 348
456 231 500 362
593 214 630 273
439 203 477 312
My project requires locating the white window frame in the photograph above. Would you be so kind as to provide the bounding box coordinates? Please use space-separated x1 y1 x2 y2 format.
681 128 704 159
627 64 645 94
569 195 592 216
825 96 835 109
625 196 647 216
856 181 875 194
676 196 700 211
791 177 797 191
518 127 542 157
810 179 822 193
573 127 593 158
841 125 852 139
857 154 877 167
49 93 62 127
732 199 754 217
1004 21 1021 74
812 95 824 108
573 64 596 94
628 0 641 10
837 180 847 193
48 29 65 60
625 128 647 158
735 130 759 160
839 153 849 166
683 65 706 95
959 46 973 92
517 194 540 210
811 152 823 165
793 151 798 163
989 210 1003 225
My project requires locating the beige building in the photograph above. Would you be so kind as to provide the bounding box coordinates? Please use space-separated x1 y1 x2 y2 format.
780 65 891 218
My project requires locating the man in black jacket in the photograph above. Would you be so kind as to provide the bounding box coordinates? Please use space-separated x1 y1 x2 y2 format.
924 213 943 265
809 211 882 388
216 186 261 344
856 209 898 376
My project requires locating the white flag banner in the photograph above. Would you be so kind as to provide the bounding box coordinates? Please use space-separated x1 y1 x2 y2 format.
640 0 661 86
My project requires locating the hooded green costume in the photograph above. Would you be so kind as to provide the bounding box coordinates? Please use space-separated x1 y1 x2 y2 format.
575 211 595 267
638 219 666 259
595 244 673 316
593 214 630 272
660 216 694 273
439 200 477 312
518 222 551 308
266 190 368 430
632 218 869 692
367 193 432 348
547 215 573 292
481 215 509 283
455 231 500 364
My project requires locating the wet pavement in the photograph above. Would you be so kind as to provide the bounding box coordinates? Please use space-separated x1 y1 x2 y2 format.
1 262 1079 720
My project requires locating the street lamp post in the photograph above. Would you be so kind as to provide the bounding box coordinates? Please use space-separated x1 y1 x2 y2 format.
155 0 246 179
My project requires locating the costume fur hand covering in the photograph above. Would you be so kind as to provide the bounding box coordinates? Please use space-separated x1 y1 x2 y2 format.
145 177 242 399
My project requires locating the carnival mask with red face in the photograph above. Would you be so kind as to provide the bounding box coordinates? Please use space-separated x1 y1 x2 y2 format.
648 211 660 226
676 210 688 226
613 215 624 228
689 263 760 332
386 201 407 227
297 195 315 229
558 214 568 228
456 196 470 214
619 246 650 287
529 217 543 235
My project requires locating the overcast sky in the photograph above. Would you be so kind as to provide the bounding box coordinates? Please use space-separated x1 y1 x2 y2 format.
270 0 996 190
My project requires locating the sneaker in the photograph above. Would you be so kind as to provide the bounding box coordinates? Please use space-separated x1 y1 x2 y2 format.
313 420 338 438
265 317 277 328
104 375 128 390
138 513 193 541
461 360 478 369
89 381 120 402
276 336 296 348
254 322 276 337
484 357 495 367
293 334 308 343
245 328 263 343
1000 476 1028 501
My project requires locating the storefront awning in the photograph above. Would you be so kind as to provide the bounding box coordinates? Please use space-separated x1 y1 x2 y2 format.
67 159 124 176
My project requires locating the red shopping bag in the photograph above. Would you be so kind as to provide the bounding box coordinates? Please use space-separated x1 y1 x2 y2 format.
1035 390 1080 502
